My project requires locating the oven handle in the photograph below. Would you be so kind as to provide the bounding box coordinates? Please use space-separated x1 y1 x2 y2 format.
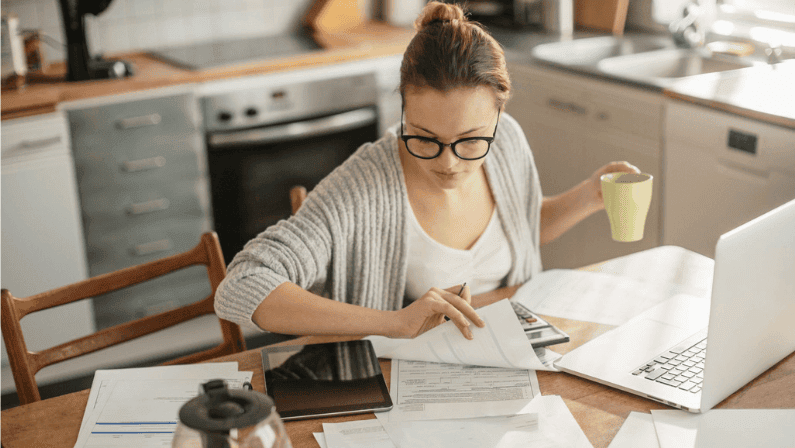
207 107 377 149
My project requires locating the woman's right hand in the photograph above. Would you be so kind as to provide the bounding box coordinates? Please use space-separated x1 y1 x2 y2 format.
393 285 485 339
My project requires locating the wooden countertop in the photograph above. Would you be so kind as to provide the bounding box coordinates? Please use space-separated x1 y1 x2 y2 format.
0 21 415 121
663 60 795 129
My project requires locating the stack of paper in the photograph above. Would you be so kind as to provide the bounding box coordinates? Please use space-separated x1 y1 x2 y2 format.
73 362 253 448
311 300 592 448
608 409 795 448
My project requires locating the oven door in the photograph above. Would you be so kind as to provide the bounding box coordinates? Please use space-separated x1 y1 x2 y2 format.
207 107 379 263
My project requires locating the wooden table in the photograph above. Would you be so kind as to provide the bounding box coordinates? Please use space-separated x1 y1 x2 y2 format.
3 286 794 448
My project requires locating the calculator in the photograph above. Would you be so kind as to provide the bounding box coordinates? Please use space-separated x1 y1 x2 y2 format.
510 301 570 348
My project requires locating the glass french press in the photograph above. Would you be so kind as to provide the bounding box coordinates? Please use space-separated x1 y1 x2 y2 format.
172 379 292 448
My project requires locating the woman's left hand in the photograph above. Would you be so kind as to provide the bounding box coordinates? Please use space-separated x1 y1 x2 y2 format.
587 161 641 209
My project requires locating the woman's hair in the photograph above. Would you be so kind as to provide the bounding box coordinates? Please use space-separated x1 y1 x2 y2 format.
400 1 511 109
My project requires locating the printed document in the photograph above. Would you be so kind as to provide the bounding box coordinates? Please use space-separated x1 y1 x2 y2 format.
74 371 252 448
382 358 539 422
80 362 239 430
512 269 705 327
368 299 549 370
322 419 396 448
376 395 591 448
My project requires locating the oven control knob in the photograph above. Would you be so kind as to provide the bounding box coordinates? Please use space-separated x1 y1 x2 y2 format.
245 107 258 117
218 111 233 122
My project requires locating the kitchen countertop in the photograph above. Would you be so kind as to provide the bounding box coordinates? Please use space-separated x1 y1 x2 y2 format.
491 26 795 129
0 21 415 120
663 61 795 129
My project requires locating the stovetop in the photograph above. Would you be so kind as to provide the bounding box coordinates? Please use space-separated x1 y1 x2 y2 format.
149 33 323 70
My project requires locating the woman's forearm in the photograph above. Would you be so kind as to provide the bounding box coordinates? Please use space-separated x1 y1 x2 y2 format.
251 282 401 337
540 177 602 246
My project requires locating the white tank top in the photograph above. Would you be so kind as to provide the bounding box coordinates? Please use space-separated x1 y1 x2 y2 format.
404 202 512 302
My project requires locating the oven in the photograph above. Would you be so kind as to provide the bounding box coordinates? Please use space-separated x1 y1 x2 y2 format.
202 73 380 263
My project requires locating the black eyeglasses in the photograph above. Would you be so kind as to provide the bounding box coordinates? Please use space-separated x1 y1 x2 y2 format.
399 105 501 161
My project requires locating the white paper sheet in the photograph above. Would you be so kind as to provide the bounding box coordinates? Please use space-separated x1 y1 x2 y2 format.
377 395 591 448
383 358 540 422
512 269 705 327
322 419 397 448
80 363 240 430
607 412 659 448
651 409 795 448
314 432 328 448
367 299 549 370
74 372 252 448
588 245 714 300
380 413 543 448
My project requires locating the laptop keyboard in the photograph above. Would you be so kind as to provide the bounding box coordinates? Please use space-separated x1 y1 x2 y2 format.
631 329 708 393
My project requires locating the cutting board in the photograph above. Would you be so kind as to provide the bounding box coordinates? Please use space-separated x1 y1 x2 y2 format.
575 0 630 35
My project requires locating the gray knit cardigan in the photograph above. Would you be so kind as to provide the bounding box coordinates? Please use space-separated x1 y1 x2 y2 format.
214 113 543 326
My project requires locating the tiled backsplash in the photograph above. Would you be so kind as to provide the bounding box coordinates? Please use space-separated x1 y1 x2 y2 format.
0 0 347 62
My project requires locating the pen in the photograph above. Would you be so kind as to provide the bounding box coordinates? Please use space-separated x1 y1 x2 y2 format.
457 282 467 297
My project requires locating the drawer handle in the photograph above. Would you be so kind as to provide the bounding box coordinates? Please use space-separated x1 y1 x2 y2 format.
126 198 170 215
115 113 162 130
14 136 62 150
131 239 172 257
547 98 588 116
121 156 166 173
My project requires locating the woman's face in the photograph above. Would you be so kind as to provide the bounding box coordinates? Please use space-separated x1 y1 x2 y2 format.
400 86 500 191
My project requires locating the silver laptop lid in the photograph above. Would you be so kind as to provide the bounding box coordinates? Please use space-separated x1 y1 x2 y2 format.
700 198 795 411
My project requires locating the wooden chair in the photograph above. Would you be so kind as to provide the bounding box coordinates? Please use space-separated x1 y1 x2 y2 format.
1 231 246 405
290 185 308 214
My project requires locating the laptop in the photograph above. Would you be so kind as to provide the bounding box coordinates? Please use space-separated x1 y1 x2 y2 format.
554 198 795 413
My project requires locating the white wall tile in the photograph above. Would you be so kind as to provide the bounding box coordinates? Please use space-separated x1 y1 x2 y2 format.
2 0 361 60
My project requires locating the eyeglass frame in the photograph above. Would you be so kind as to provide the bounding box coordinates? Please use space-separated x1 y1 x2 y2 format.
399 103 502 161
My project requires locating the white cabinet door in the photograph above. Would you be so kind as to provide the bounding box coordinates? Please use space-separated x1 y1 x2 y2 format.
507 63 663 269
662 101 795 258
1 112 94 390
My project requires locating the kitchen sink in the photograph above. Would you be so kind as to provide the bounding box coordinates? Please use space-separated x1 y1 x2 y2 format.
597 48 756 81
531 35 673 67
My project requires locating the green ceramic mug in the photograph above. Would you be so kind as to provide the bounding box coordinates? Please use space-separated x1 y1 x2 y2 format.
600 172 653 242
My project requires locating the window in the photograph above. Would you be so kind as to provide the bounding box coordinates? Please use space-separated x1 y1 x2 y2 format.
708 0 795 49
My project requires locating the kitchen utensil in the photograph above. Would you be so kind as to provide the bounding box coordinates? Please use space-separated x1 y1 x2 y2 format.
172 379 292 448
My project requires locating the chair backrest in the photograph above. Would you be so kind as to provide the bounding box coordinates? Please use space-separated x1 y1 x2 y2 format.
290 185 308 214
1 232 246 404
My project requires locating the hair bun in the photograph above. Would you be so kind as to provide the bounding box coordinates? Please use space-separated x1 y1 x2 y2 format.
414 1 467 30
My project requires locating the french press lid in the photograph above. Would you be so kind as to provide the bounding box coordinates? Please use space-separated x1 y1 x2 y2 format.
179 379 274 437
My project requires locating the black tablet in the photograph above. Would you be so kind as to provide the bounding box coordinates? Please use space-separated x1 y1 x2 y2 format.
261 340 393 421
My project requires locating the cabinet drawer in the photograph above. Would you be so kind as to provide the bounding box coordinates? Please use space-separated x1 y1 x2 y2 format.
73 139 204 191
1 112 69 162
81 178 208 234
67 93 199 146
85 217 208 276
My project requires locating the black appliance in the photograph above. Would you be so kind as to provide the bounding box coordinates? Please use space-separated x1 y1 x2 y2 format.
57 0 133 81
202 72 380 263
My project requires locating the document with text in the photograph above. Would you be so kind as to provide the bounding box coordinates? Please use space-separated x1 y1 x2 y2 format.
382 358 540 422
368 299 549 370
74 372 252 448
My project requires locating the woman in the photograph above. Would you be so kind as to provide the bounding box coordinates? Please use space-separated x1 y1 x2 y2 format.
215 2 639 340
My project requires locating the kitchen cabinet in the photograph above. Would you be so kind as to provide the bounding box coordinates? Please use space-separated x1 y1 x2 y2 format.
662 100 795 258
62 86 213 330
506 62 663 269
1 112 95 390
